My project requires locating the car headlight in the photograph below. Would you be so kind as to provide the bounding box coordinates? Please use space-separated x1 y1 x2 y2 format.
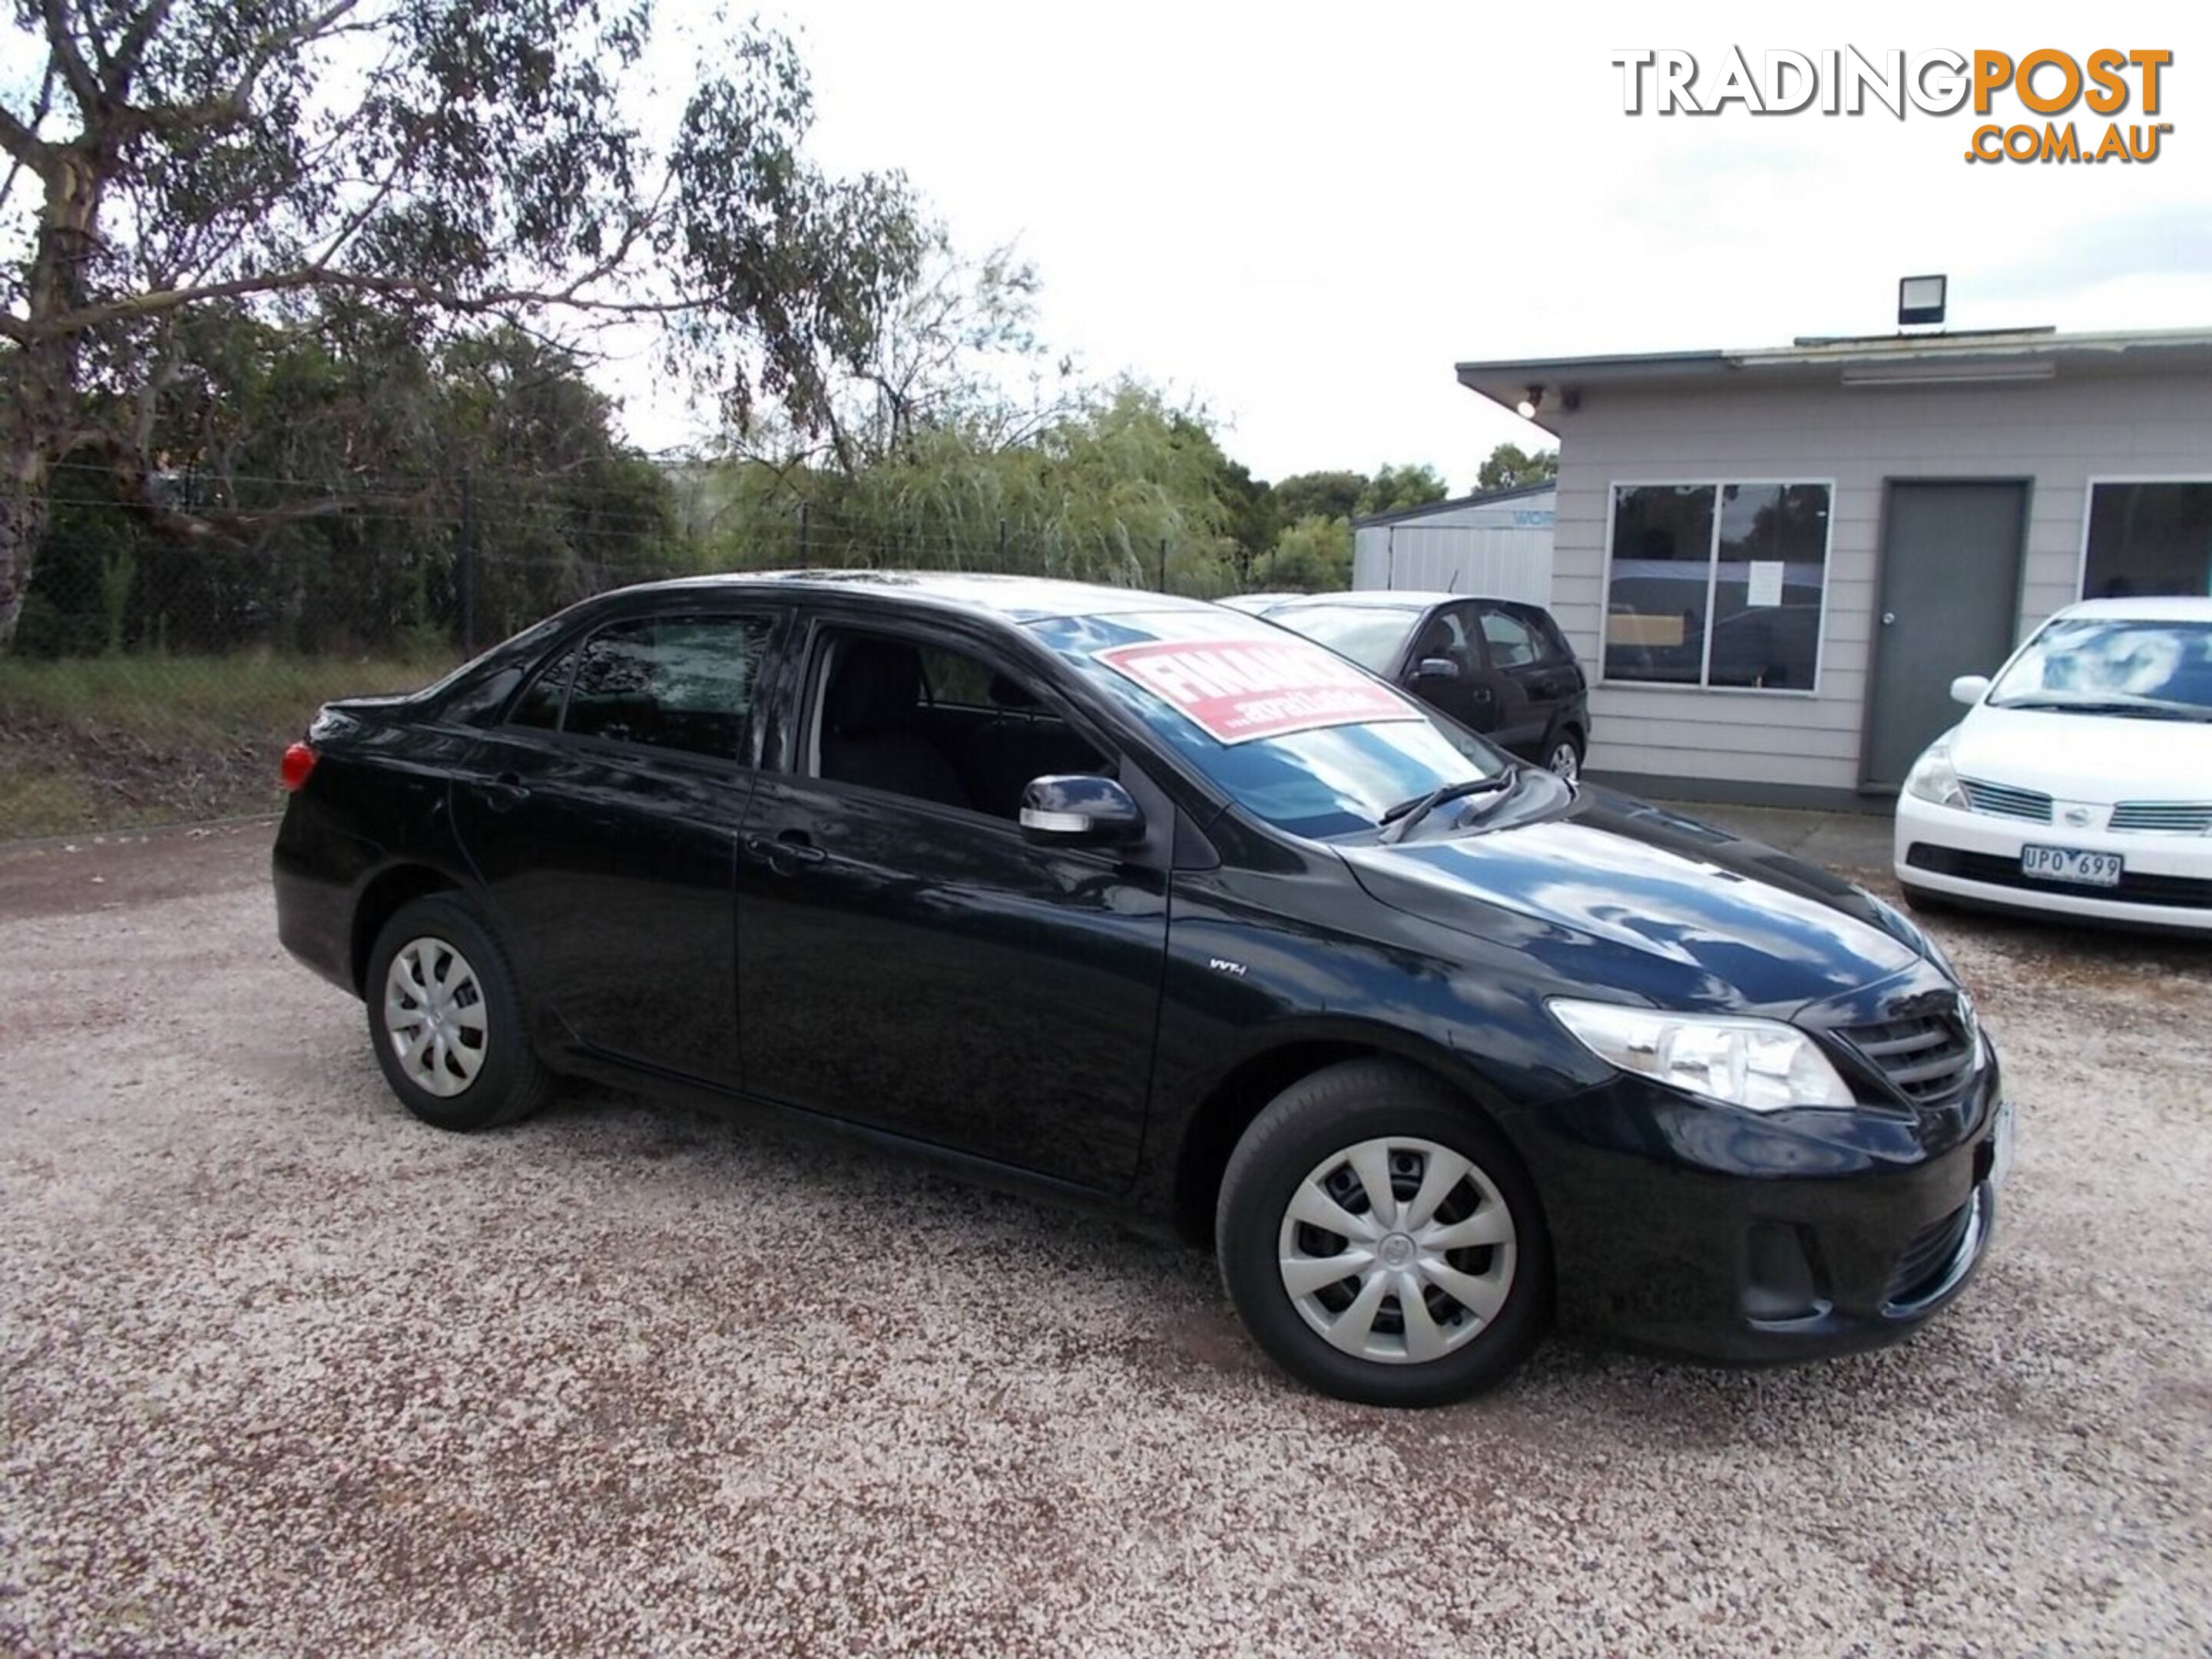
1902 733 1967 810
1549 998 1856 1112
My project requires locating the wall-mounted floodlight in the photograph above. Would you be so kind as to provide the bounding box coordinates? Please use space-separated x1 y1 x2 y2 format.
1898 274 1947 327
1515 385 1544 419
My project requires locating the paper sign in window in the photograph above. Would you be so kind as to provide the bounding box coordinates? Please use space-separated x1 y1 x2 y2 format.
1095 638 1421 744
1745 561 1785 608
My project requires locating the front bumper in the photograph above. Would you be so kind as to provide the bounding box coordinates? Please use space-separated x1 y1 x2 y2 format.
1894 792 2212 932
1513 1012 2005 1363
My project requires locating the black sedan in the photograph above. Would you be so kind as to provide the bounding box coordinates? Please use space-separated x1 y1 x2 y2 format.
274 572 2008 1406
1224 590 1591 780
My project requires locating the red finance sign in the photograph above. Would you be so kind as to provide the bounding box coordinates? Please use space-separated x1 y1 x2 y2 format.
1095 638 1421 744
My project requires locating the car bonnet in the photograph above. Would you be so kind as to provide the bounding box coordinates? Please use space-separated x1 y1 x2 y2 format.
1335 790 1923 1013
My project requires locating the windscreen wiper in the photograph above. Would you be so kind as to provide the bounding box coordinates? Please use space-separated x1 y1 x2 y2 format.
1994 696 2212 721
1378 775 1513 844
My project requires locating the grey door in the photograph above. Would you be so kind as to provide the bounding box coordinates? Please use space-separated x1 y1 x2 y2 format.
1863 482 2028 787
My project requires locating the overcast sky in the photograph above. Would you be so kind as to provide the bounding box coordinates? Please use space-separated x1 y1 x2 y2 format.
617 1 2212 492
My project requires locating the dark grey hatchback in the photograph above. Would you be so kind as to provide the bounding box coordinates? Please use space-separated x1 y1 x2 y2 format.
1225 591 1591 780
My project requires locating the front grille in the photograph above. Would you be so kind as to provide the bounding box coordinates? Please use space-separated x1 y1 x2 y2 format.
2110 801 2212 835
1842 1012 1975 1105
1959 778 2052 823
1885 1199 1974 1306
1906 843 2212 909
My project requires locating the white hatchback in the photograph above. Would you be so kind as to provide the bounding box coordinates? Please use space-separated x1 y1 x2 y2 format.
1894 597 2212 932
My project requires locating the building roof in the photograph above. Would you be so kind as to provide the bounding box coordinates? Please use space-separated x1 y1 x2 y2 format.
1350 478 1557 529
1456 325 2212 432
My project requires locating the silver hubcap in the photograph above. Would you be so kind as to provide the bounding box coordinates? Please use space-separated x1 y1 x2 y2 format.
382 936 488 1098
1278 1136 1517 1365
1548 743 1580 781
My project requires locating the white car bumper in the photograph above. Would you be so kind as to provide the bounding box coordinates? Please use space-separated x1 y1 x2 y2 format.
1894 793 2212 932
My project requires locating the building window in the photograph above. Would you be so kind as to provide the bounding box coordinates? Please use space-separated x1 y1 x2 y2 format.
2084 483 2212 598
1604 482 1831 690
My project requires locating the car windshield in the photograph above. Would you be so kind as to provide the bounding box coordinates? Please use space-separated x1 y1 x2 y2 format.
1032 609 1504 839
1260 604 1420 674
1988 617 2212 720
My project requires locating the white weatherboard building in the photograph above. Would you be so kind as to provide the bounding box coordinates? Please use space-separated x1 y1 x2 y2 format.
1455 326 2212 810
1351 483 1556 604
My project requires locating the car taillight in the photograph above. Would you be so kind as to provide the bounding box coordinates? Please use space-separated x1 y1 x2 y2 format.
280 742 317 792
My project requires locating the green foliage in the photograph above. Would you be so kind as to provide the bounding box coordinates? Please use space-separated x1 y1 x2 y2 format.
695 384 1240 596
2 0 925 647
1357 465 1450 518
1250 516 1353 593
1477 443 1559 492
1214 459 1282 581
21 314 677 657
1271 471 1367 527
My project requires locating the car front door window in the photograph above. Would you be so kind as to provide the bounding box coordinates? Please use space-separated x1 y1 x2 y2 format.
736 621 1164 1188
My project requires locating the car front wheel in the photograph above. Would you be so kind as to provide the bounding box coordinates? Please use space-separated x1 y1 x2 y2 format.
365 895 552 1131
1217 1059 1551 1406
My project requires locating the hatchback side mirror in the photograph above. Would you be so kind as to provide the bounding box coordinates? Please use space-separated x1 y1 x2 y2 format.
1414 656 1462 682
1949 674 1991 706
1019 774 1145 846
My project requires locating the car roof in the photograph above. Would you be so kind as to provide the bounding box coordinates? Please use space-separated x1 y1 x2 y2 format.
1254 591 1444 610
2054 595 2212 622
1253 590 1538 611
618 569 1227 625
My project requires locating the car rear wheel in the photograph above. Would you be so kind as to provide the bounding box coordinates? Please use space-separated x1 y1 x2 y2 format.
1217 1059 1551 1406
1544 730 1584 782
366 895 551 1131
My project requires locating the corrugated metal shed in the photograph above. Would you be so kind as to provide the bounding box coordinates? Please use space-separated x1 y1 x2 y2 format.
1352 483 1556 601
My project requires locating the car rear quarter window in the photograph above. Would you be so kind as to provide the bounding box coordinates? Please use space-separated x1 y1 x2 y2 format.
508 650 576 730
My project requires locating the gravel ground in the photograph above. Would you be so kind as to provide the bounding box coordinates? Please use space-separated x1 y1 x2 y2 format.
3 822 2210 1656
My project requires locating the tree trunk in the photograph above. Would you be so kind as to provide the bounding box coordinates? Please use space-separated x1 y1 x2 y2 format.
0 453 52 650
2 143 103 652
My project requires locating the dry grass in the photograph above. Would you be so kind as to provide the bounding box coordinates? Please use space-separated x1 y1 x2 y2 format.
0 651 455 839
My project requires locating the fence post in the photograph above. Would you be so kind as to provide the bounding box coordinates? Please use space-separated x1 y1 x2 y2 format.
798 501 810 565
998 518 1007 566
458 466 477 654
1158 538 1168 593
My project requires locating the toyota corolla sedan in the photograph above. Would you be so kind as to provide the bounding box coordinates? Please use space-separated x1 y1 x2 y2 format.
275 572 2008 1406
1897 597 2212 933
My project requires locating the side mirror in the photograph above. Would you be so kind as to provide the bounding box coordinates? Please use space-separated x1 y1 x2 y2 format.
1018 774 1145 846
1949 674 1991 706
1414 656 1462 682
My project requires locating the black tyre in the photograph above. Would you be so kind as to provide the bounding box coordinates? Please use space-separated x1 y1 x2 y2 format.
364 894 552 1131
1217 1059 1551 1406
1540 727 1584 783
1899 883 1958 917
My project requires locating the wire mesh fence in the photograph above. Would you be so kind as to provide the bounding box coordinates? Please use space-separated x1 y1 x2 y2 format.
0 462 1220 838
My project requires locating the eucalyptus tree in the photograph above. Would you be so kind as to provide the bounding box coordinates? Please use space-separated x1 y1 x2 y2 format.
0 0 923 647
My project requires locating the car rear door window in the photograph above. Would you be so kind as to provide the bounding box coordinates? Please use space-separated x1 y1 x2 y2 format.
548 615 774 759
1479 608 1545 669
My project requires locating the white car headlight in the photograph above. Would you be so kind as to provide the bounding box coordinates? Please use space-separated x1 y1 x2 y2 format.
1902 733 1968 810
1549 999 1856 1112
